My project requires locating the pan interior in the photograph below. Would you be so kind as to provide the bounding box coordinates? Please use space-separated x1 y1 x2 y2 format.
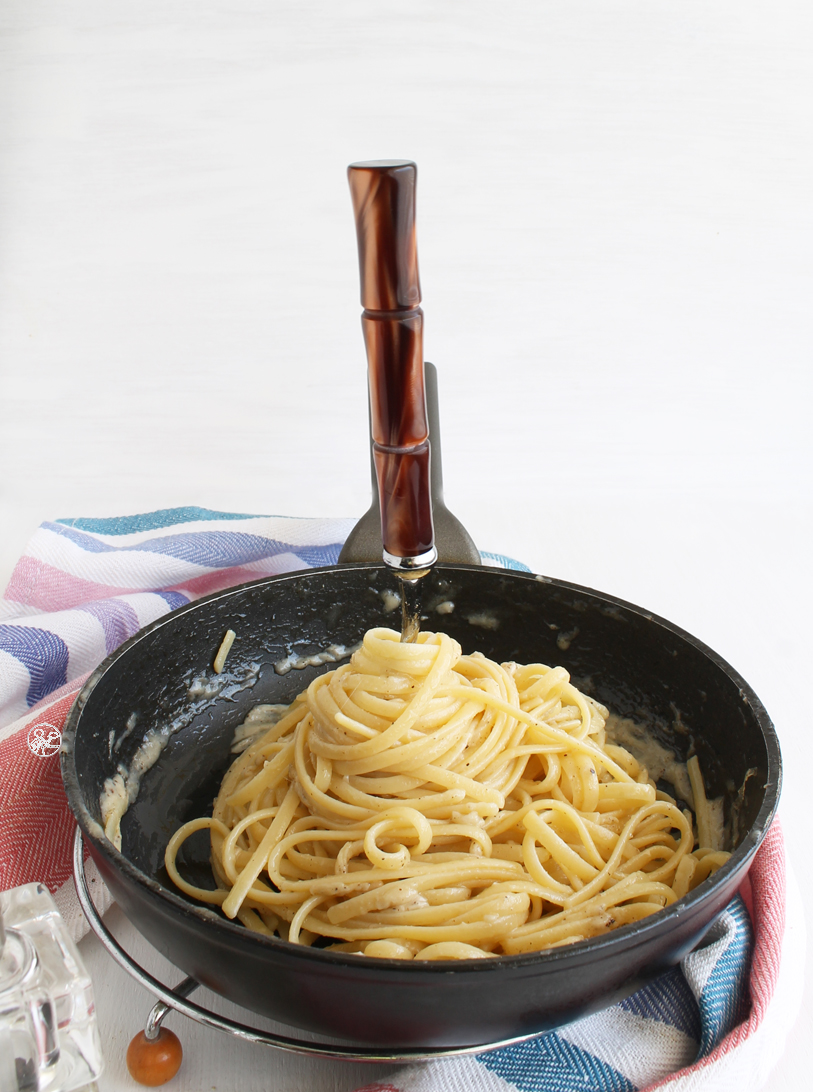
69 565 774 934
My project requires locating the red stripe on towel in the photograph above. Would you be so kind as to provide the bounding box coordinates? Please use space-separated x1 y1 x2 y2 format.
168 566 271 599
0 693 81 891
644 818 785 1089
6 556 139 611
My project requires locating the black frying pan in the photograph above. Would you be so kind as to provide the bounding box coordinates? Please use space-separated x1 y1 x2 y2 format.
61 562 780 1047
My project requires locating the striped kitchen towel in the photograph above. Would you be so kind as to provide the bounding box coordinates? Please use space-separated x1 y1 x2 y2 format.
0 509 791 1092
0 508 359 729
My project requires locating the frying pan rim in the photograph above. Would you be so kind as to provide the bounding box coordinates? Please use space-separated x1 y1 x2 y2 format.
61 562 782 975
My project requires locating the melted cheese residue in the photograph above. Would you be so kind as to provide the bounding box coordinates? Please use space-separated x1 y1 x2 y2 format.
605 715 693 805
100 726 171 851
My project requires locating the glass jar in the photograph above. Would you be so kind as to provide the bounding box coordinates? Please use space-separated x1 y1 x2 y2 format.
0 884 102 1092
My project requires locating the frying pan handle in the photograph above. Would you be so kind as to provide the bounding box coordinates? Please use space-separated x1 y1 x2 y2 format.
337 363 480 566
348 160 436 570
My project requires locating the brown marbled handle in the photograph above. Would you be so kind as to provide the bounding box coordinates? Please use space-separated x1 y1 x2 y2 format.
348 160 436 568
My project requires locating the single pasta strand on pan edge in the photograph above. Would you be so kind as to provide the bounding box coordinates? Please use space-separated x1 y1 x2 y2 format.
165 628 729 959
213 628 236 674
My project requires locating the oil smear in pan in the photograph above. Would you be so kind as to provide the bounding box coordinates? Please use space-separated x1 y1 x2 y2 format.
100 657 260 851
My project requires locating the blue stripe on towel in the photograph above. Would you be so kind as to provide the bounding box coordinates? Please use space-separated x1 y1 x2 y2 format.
481 551 533 572
44 522 344 571
0 625 69 706
620 966 702 1041
290 543 344 567
43 523 122 554
482 1032 635 1092
56 507 265 535
155 590 190 610
76 600 141 655
696 899 752 1054
131 530 282 567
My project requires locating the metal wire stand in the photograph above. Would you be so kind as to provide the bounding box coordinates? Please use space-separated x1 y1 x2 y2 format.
73 829 546 1063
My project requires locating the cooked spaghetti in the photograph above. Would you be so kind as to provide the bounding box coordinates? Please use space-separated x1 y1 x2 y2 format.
165 628 729 958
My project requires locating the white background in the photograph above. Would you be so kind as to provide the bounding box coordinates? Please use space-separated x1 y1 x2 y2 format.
0 2 810 1089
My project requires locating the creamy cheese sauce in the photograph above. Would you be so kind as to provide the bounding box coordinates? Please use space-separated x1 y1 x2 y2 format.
604 714 728 850
187 661 259 701
273 643 358 676
230 703 290 754
556 627 579 651
465 611 499 630
605 714 693 805
380 589 401 613
100 725 171 851
99 660 261 850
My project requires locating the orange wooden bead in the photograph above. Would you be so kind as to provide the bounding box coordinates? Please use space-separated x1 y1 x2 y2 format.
126 1028 183 1086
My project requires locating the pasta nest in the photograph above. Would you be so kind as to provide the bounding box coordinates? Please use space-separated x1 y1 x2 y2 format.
165 628 728 959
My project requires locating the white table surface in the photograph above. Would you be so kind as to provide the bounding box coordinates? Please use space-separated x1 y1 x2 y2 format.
1 2 810 1089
